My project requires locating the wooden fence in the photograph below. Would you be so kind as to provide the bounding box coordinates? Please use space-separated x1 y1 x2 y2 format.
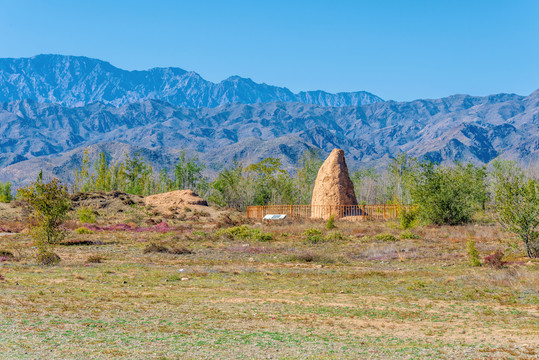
246 204 412 221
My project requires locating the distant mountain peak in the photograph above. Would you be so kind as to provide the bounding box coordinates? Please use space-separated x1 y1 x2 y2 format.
0 54 383 108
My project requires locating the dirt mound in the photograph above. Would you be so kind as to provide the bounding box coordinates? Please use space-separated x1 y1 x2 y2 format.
311 149 357 219
71 191 145 213
144 190 208 216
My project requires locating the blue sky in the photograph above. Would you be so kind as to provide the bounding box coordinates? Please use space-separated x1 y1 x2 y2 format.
1 0 537 101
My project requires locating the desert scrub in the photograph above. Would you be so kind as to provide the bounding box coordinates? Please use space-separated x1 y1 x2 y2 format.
216 225 273 242
304 228 325 244
75 227 94 234
77 206 96 223
374 233 398 242
400 230 419 239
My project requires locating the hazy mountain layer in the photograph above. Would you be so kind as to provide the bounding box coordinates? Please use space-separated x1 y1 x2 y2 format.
1 89 537 187
0 55 383 108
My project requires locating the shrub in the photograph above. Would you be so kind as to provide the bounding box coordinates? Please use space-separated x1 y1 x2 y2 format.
86 254 103 263
484 251 505 269
399 207 419 229
467 239 481 267
410 162 488 225
492 160 539 258
18 177 71 263
75 227 94 234
36 251 61 265
304 228 325 244
374 233 398 242
399 230 419 239
77 207 96 223
326 231 346 241
326 215 336 230
217 225 273 242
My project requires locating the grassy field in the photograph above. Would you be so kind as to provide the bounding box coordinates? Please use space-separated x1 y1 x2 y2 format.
0 215 538 359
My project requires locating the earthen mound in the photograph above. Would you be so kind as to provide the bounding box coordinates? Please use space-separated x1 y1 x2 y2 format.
144 190 208 215
311 149 357 219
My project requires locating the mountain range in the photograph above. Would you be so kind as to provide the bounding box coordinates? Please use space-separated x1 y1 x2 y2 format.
0 55 537 188
0 55 382 108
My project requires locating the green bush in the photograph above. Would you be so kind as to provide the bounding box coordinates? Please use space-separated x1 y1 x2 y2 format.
217 225 273 242
410 162 488 225
304 228 325 244
399 230 419 239
326 215 336 230
77 207 96 223
399 207 419 229
467 239 481 267
374 233 398 242
326 231 347 241
75 227 94 234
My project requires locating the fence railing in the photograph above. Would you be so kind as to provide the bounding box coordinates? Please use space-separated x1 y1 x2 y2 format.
246 204 413 221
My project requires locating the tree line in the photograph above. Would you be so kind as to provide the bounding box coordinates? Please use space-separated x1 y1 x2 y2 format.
9 149 539 258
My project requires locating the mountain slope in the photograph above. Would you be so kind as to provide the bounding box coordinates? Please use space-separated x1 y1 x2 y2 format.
1 90 537 187
0 55 383 108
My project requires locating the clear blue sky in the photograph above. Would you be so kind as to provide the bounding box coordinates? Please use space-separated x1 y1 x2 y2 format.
1 0 537 101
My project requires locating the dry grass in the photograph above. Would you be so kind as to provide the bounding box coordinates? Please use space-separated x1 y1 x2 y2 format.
0 217 537 359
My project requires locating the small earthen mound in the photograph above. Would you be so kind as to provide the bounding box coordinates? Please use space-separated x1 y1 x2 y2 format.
311 149 357 219
144 190 208 216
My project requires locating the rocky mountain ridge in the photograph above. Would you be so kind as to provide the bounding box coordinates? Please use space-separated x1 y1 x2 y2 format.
0 54 383 108
1 89 537 187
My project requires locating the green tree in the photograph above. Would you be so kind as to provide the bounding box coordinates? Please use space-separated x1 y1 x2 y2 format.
0 182 12 203
491 160 539 258
245 158 290 205
18 177 71 263
174 151 206 192
388 153 418 204
209 162 245 208
410 162 488 225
